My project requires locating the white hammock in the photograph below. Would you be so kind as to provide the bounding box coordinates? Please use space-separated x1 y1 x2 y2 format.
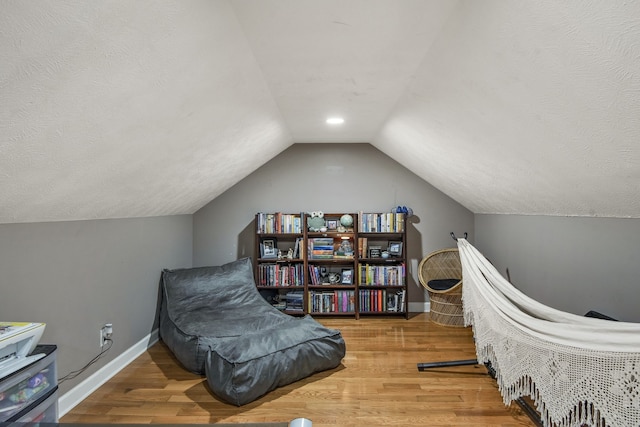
457 238 640 427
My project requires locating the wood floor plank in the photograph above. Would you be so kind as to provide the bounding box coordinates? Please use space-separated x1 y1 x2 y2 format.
62 313 536 426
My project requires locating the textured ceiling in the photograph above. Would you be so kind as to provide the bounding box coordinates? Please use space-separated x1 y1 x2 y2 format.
1 1 292 223
231 0 456 142
374 0 640 217
1 0 640 223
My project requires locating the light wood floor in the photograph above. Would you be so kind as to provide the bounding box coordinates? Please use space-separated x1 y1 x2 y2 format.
62 313 535 426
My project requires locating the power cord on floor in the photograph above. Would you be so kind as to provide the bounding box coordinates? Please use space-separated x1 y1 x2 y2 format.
58 338 113 384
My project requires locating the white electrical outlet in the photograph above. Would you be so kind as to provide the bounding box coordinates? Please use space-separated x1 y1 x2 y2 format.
100 323 113 347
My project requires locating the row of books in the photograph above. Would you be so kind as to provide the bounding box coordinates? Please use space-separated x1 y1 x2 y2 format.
360 289 406 313
257 212 406 234
358 212 405 233
262 288 405 313
359 264 406 286
256 212 405 233
256 212 302 234
309 290 355 313
257 263 305 287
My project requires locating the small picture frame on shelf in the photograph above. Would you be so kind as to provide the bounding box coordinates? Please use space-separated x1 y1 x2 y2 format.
388 241 403 257
368 246 382 258
341 268 353 285
326 220 338 230
260 238 278 259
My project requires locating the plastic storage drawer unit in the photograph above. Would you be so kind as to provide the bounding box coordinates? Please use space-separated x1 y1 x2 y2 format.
0 345 58 422
10 388 58 424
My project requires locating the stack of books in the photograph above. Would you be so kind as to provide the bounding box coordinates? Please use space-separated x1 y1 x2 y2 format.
309 238 334 259
284 291 304 312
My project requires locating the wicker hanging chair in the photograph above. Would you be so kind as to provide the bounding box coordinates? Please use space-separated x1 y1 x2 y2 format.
418 248 465 327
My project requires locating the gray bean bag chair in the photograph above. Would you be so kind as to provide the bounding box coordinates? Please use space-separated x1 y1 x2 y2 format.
159 257 346 405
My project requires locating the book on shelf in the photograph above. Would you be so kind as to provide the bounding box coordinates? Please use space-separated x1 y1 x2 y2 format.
395 289 406 312
308 265 320 285
386 290 406 313
310 254 334 260
358 237 367 258
292 237 304 259
386 293 398 312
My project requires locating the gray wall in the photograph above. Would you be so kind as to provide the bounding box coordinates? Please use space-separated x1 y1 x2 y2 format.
0 215 192 393
475 214 640 322
193 143 474 305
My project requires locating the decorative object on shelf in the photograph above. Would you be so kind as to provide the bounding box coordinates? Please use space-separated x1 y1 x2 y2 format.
392 205 413 218
388 241 403 257
307 211 326 232
368 246 382 258
337 239 354 257
381 250 390 259
326 220 338 230
341 268 353 284
340 214 354 227
260 238 278 259
319 266 328 282
327 272 341 284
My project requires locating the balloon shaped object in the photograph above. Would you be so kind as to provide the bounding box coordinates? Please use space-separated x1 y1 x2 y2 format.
340 214 354 227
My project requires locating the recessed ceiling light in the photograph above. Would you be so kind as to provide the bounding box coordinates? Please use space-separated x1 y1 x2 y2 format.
326 117 345 125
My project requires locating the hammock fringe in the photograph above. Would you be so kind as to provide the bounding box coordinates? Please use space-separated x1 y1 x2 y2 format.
458 239 640 427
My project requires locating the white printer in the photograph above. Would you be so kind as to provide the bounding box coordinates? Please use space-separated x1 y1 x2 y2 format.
0 322 46 378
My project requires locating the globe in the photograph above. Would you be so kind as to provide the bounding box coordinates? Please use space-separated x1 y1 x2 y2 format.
340 214 354 227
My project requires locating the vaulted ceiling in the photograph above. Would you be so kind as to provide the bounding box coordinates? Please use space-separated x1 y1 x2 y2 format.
2 0 639 224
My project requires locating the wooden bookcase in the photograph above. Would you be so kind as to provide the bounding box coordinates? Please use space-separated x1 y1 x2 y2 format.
254 211 407 319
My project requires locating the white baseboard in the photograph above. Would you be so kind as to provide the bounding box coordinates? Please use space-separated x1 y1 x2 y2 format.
58 329 159 417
